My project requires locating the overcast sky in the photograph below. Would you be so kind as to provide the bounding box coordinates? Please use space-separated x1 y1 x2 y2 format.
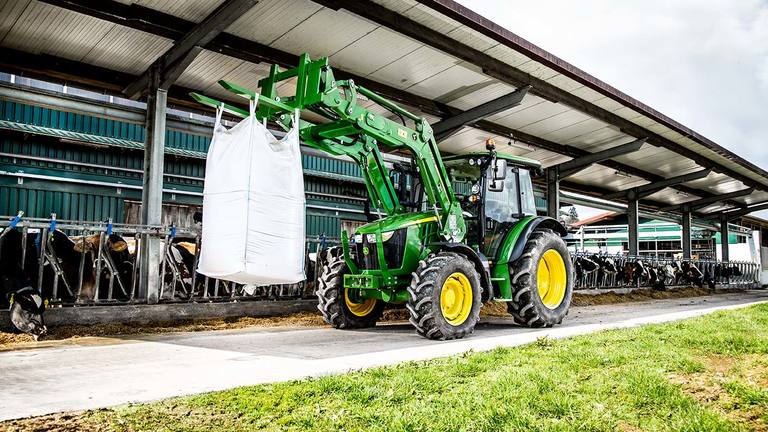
457 0 768 219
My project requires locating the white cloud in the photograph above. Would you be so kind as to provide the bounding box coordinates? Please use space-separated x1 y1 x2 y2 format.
456 0 768 219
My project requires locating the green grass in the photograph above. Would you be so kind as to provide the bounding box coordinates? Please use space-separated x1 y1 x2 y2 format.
85 304 768 431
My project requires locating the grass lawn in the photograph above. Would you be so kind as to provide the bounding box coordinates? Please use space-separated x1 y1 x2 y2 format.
8 303 768 432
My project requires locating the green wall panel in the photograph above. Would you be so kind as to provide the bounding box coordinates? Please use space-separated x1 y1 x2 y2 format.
0 185 125 222
302 153 360 178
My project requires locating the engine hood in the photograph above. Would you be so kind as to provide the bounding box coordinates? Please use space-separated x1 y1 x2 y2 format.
355 211 438 234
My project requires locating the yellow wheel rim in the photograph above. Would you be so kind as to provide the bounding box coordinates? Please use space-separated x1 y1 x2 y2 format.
440 272 473 326
537 249 567 309
344 289 377 317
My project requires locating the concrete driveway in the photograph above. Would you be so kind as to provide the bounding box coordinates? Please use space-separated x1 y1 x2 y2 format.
1 290 766 421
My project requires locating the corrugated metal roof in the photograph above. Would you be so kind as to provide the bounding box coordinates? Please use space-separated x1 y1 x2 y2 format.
2 1 113 59
0 119 207 159
0 0 765 215
81 26 173 75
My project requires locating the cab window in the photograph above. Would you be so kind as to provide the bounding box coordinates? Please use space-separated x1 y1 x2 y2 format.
485 167 536 222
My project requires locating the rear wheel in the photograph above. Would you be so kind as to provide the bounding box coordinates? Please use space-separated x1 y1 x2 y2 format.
407 252 482 340
507 229 573 327
316 253 384 329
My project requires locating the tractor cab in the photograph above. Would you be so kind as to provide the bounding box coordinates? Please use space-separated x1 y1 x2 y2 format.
443 143 542 259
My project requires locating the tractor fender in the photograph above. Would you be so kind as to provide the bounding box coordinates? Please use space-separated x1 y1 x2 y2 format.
499 216 567 266
430 242 493 302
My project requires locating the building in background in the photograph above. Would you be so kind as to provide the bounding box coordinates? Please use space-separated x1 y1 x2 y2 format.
568 211 764 263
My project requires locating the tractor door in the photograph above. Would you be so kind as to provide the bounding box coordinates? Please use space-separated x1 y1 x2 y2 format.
483 165 537 260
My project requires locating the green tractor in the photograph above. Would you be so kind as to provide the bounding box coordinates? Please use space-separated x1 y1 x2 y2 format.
192 53 573 340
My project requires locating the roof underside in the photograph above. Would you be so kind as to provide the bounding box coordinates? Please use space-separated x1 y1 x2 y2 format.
1 0 767 220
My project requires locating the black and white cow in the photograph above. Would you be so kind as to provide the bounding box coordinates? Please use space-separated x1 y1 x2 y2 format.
573 256 599 287
0 228 46 339
675 261 703 288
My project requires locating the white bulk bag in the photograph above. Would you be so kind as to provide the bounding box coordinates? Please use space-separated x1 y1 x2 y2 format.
197 99 306 285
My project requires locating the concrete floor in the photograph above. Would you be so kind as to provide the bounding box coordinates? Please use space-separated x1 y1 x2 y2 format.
1 290 767 421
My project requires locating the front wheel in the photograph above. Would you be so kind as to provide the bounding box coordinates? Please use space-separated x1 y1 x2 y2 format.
316 253 384 329
507 229 573 327
407 252 482 340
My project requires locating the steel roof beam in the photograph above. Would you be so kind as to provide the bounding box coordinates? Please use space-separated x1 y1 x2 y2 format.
603 168 712 201
667 187 755 212
553 138 645 179
0 48 201 110
432 86 530 140
313 0 768 193
721 202 768 219
122 0 259 98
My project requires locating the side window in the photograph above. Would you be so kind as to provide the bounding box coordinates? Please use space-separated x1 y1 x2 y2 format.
484 168 519 223
519 169 536 216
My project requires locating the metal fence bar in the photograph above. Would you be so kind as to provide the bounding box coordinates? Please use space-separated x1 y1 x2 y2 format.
570 251 760 290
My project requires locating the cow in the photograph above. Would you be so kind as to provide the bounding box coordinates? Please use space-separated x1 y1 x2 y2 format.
0 228 46 339
573 256 598 287
590 254 618 285
654 263 677 291
675 261 704 288
160 240 224 300
88 233 135 301
621 260 649 286
646 265 661 290
9 286 46 340
48 230 98 302
723 264 743 278
714 263 743 283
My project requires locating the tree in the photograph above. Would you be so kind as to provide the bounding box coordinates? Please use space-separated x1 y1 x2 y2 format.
559 206 579 226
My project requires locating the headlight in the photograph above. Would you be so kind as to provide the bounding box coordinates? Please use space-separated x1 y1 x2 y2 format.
471 183 480 194
468 158 476 166
354 234 363 243
381 231 395 242
366 234 377 243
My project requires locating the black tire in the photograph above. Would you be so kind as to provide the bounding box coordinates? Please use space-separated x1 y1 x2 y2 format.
407 252 482 340
507 229 573 327
316 253 384 329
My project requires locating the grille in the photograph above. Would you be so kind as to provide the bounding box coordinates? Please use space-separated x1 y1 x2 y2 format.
352 229 407 270
354 237 379 270
382 229 407 268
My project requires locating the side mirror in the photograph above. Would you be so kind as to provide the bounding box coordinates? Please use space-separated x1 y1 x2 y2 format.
487 158 506 191
488 178 504 192
492 159 507 180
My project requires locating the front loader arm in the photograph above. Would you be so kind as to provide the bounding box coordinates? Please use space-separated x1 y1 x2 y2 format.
190 54 465 241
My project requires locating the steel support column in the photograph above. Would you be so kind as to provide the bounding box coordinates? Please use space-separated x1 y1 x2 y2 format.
681 210 692 259
627 199 639 255
139 69 166 304
546 167 559 218
719 215 730 262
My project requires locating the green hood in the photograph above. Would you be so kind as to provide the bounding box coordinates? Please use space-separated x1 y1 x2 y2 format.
356 211 438 234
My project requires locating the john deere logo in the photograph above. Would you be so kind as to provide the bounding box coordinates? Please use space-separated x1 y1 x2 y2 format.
362 246 370 256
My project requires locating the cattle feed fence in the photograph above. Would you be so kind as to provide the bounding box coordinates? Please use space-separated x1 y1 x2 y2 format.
0 215 761 310
571 251 760 290
0 215 328 307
